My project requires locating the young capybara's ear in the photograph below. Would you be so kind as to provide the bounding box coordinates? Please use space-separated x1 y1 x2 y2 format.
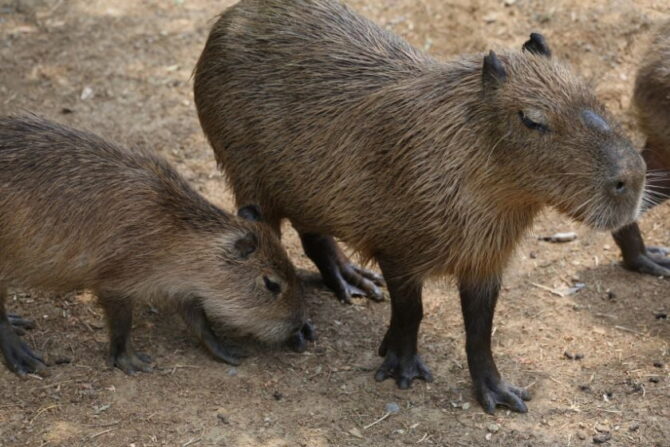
522 33 552 57
482 50 507 87
238 204 263 222
233 232 258 259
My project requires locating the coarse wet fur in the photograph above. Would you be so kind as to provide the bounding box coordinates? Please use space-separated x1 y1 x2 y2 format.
193 0 645 414
612 20 670 276
0 115 312 377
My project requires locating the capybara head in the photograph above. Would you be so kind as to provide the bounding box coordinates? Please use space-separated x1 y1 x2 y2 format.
184 205 309 348
479 33 646 231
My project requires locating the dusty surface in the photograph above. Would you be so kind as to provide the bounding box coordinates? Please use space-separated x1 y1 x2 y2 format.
0 0 669 446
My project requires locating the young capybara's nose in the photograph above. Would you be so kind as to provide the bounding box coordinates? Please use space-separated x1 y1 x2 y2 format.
286 321 316 353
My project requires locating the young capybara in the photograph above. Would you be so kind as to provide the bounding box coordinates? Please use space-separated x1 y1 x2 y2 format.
193 0 645 413
612 20 670 276
0 115 313 377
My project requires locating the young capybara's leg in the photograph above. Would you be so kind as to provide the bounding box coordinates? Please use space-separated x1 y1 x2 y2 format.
98 293 152 374
459 277 530 414
178 298 247 366
374 259 432 388
0 287 46 375
300 233 384 304
612 142 670 276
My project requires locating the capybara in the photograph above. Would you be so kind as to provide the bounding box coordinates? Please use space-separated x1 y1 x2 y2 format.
193 0 645 413
612 20 670 275
0 115 313 376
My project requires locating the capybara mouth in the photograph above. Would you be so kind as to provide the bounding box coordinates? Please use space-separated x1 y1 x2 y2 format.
286 321 316 353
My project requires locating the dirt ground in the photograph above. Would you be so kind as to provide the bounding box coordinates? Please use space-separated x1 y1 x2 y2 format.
0 0 669 446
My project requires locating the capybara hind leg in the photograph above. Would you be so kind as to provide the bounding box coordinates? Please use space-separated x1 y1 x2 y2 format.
98 293 153 374
300 233 384 304
613 222 670 276
178 299 247 366
459 277 530 414
373 260 432 388
0 288 46 375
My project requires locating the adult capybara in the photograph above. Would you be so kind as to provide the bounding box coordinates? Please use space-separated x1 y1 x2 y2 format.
193 0 645 413
612 20 670 276
0 115 313 376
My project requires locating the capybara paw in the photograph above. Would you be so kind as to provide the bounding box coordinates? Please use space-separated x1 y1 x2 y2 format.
0 325 46 376
341 264 385 302
112 350 153 375
374 351 433 389
206 340 247 366
7 314 36 336
475 378 530 414
286 321 316 353
624 251 670 276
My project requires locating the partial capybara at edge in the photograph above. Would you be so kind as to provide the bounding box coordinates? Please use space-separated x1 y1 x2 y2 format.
194 0 645 413
612 20 670 276
0 115 313 376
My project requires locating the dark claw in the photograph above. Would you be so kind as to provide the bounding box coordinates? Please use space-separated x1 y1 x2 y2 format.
8 314 36 330
624 252 670 277
374 350 433 388
353 266 386 287
1 324 46 376
111 350 153 375
647 246 670 257
475 378 531 414
206 341 246 366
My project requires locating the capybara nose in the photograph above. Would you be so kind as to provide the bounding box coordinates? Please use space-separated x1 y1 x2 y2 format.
609 178 627 196
286 322 316 353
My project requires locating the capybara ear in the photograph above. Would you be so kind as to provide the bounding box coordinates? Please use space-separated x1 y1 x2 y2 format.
482 50 507 87
233 232 258 259
522 33 552 57
238 204 263 221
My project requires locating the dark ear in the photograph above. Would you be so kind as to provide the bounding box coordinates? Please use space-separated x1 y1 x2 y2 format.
522 33 552 57
482 50 507 87
238 204 263 222
233 232 258 259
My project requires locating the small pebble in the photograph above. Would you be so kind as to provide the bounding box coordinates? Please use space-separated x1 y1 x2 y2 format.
529 251 537 259
593 432 612 444
227 368 238 376
461 402 471 410
487 423 500 433
595 424 610 433
485 433 492 441
273 391 283 401
577 432 586 440
629 423 640 432
385 402 400 414
539 232 577 243
217 413 229 424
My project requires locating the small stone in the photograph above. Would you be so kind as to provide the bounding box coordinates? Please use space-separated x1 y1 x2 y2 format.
385 402 400 414
593 432 611 444
503 0 516 5
273 391 283 401
540 232 577 243
217 412 229 424
485 433 492 441
487 423 500 433
577 432 586 440
629 423 640 432
595 424 610 433
348 428 363 439
227 368 238 376
80 86 94 100
461 402 471 410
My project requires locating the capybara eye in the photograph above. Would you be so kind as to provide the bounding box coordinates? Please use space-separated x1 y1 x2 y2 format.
263 275 281 294
233 232 258 259
518 110 550 133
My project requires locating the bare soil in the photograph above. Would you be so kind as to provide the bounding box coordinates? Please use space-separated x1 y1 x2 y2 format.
0 0 668 446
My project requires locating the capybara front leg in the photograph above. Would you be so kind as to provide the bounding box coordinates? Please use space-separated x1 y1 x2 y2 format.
300 233 384 304
179 298 247 366
98 293 153 374
373 260 432 389
0 288 45 375
613 222 670 276
459 277 530 414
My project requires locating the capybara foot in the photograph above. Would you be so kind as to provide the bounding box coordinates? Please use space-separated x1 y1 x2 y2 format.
0 323 46 376
474 377 530 414
111 350 153 375
623 248 670 277
7 314 36 336
374 350 433 389
333 263 386 304
203 338 248 366
286 321 316 353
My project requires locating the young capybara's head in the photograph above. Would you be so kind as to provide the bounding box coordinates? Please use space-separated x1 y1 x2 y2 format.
183 205 311 351
479 33 645 231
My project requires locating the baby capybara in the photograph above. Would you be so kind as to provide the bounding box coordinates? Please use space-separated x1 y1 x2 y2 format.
612 20 670 276
194 0 645 413
0 115 312 376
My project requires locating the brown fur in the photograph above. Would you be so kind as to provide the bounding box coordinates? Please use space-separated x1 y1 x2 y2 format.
0 115 305 345
194 0 644 285
633 20 670 171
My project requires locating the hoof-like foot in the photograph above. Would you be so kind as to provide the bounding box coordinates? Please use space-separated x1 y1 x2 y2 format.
374 350 433 389
7 314 36 336
623 249 670 277
334 263 386 304
111 350 153 375
474 377 531 414
0 324 46 376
